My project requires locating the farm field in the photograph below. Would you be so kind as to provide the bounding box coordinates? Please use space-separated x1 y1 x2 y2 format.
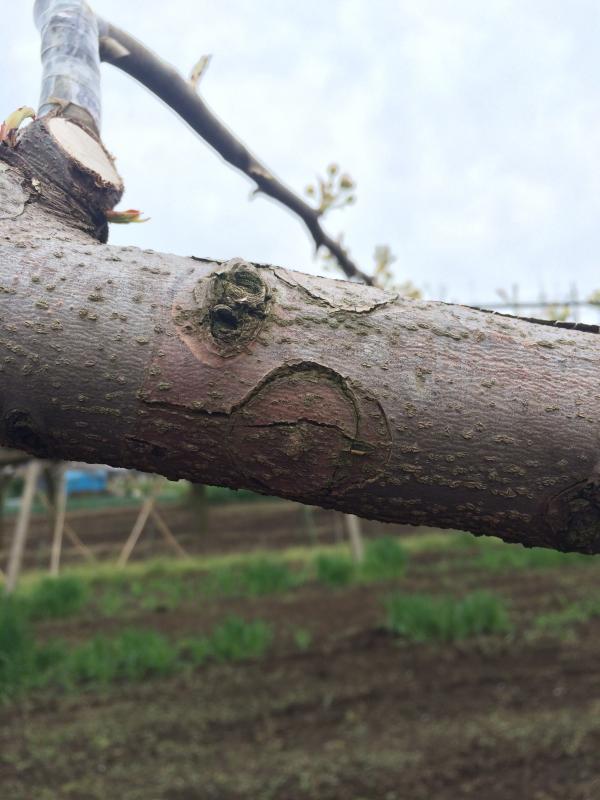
1 528 600 800
1 496 413 568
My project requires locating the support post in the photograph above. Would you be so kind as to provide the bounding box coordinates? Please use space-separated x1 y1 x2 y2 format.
117 479 162 567
345 514 365 564
5 460 43 594
37 489 95 562
150 508 188 558
49 463 67 576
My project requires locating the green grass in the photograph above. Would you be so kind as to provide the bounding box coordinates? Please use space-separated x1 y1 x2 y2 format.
315 554 355 587
203 558 298 598
203 565 242 596
472 542 592 572
204 616 273 662
361 537 407 580
0 599 34 695
292 627 313 651
239 558 298 596
137 577 191 611
93 559 296 614
94 574 193 615
12 528 464 594
385 591 512 642
23 576 88 620
430 532 599 573
64 629 176 685
17 528 593 636
98 586 126 616
0 610 273 699
534 595 600 634
314 537 407 588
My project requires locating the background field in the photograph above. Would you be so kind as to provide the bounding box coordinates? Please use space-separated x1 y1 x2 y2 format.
1 497 600 800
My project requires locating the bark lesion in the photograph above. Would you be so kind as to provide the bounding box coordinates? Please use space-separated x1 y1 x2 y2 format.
174 258 272 358
206 260 271 351
1 409 50 457
226 361 392 499
546 478 600 553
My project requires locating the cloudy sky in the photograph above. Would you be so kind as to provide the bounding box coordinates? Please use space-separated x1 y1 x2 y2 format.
4 1 600 313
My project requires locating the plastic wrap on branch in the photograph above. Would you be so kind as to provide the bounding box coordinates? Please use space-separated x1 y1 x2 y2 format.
34 0 102 132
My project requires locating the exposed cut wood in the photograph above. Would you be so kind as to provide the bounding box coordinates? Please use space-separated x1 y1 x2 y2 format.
47 117 121 190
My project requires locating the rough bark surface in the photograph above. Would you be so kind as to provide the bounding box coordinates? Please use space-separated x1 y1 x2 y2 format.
1 128 600 553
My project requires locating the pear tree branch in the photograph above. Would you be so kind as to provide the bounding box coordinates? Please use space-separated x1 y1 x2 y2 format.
96 18 374 285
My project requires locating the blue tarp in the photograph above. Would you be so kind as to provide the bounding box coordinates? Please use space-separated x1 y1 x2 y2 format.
65 469 108 495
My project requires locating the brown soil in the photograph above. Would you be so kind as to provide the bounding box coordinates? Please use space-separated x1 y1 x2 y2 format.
1 547 600 799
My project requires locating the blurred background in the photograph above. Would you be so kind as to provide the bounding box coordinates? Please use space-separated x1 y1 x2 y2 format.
1 3 600 799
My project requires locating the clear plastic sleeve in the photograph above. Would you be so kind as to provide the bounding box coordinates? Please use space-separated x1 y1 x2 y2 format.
34 0 101 130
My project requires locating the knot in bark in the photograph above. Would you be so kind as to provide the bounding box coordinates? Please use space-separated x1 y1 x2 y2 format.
200 258 270 355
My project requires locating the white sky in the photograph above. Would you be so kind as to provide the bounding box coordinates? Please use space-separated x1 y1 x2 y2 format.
4 1 600 311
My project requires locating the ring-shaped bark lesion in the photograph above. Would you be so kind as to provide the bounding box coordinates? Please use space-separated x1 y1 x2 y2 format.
546 479 600 553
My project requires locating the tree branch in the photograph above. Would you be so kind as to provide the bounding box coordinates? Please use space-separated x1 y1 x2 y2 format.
2 142 600 554
96 18 374 285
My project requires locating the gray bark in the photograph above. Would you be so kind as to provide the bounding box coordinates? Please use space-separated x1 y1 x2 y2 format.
1 125 600 553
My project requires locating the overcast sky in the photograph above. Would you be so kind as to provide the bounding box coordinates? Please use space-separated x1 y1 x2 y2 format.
4 1 600 313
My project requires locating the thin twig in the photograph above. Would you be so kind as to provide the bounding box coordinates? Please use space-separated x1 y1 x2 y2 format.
476 300 600 310
96 18 374 285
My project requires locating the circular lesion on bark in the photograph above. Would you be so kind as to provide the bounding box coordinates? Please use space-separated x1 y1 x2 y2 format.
1 409 49 457
545 479 600 554
228 361 392 498
173 258 271 359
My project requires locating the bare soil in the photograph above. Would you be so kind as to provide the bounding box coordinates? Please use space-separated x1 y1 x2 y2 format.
1 541 600 799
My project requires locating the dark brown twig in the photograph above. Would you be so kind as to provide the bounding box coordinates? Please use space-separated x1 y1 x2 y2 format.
97 19 374 285
475 300 600 310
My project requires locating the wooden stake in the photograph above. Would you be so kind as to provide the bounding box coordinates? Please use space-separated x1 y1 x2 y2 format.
116 479 162 567
345 514 365 564
5 460 43 594
332 511 345 544
0 474 9 561
302 504 317 544
36 489 95 562
63 523 95 561
49 464 67 576
150 508 188 558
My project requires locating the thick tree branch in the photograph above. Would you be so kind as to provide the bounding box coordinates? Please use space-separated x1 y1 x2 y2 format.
95 18 374 285
1 136 600 554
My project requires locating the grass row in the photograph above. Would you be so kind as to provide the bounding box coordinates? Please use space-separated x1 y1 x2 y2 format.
2 529 599 703
7 536 409 621
4 583 600 700
6 530 599 626
533 595 600 635
0 588 512 700
0 605 273 699
385 591 512 642
12 527 598 600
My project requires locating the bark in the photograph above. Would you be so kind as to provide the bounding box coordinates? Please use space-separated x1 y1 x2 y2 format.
1 122 600 553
